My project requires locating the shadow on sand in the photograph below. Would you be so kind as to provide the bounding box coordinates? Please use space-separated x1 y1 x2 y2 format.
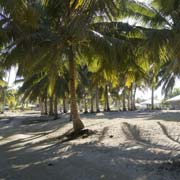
0 111 180 180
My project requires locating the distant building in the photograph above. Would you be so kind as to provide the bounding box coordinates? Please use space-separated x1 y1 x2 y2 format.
166 95 180 110
139 99 161 110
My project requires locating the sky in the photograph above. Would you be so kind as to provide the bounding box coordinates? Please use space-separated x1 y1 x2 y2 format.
5 66 20 89
136 79 180 100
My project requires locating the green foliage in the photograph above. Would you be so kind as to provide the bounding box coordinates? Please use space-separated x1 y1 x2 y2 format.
166 88 180 99
6 89 19 110
0 0 180 114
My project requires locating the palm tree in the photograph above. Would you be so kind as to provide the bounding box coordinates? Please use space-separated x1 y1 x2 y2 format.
125 0 180 90
157 58 180 97
44 0 143 131
2 0 172 132
77 65 92 113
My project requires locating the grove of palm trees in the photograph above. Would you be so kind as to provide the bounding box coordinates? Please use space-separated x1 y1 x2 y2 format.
0 0 180 180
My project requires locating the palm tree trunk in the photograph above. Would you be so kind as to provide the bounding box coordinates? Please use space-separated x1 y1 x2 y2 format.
130 85 133 110
118 98 121 111
104 85 110 111
127 91 131 111
44 97 48 115
151 86 154 110
63 96 67 113
106 85 110 111
79 100 83 112
69 46 84 132
104 86 107 111
133 85 137 110
39 97 44 115
122 89 126 111
54 96 58 119
95 85 100 112
84 93 88 113
90 94 94 113
49 96 54 115
131 85 136 110
2 87 5 113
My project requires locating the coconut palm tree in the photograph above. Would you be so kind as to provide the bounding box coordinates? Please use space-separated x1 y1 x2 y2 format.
2 0 172 132
41 0 142 132
132 0 180 107
157 58 180 97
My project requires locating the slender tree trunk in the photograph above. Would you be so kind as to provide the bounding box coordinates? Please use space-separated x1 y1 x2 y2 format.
127 91 131 111
133 85 137 110
2 87 5 113
104 86 107 111
44 97 48 115
79 100 83 112
122 89 126 111
69 46 84 132
104 101 107 111
63 96 67 113
95 85 100 112
104 85 110 111
49 96 54 115
84 94 88 113
106 85 110 111
39 97 44 115
151 86 154 110
90 94 94 113
118 98 121 111
130 85 133 110
54 96 58 119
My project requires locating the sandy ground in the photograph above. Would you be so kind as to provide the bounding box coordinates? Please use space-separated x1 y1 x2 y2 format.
0 110 180 180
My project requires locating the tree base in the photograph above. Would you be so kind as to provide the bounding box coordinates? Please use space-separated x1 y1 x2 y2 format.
66 129 95 140
53 114 59 120
73 118 84 132
107 108 111 112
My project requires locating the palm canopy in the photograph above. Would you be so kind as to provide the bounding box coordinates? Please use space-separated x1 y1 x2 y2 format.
132 0 180 94
0 0 133 131
1 0 179 131
0 0 155 71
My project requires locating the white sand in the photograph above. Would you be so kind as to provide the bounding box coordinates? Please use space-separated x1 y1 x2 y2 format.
0 110 180 180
